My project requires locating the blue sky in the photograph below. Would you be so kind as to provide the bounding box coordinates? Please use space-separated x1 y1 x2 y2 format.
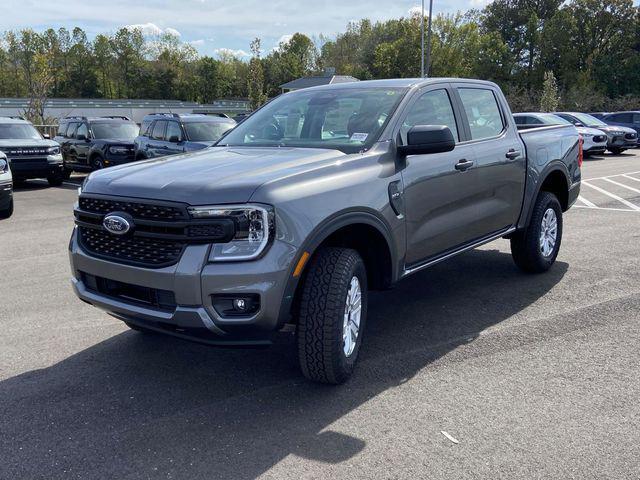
0 0 485 57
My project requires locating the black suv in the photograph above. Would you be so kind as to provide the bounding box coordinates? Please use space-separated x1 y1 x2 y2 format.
134 113 235 160
54 116 139 175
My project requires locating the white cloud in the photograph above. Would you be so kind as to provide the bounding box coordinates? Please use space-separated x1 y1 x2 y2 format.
189 39 205 45
214 47 250 58
408 6 427 17
124 22 181 37
469 0 492 5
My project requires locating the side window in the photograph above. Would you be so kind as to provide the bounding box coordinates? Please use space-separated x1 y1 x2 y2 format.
617 113 633 123
458 88 505 140
141 120 152 136
76 123 89 139
165 121 182 141
529 116 544 125
151 121 166 140
66 122 79 138
513 116 526 125
633 113 640 124
57 123 68 137
400 89 459 144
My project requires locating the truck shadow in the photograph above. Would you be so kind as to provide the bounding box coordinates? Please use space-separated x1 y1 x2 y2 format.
0 248 567 479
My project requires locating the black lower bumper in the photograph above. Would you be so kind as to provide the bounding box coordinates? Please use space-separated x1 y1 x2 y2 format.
0 181 12 210
10 161 64 180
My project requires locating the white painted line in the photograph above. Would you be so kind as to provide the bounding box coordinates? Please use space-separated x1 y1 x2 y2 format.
441 431 459 444
583 170 640 182
602 178 640 195
582 182 640 211
574 205 637 212
577 195 597 208
623 174 640 182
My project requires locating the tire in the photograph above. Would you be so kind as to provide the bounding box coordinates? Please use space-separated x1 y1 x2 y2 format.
62 167 73 180
47 174 64 187
91 156 105 170
0 198 13 219
609 147 624 155
296 247 368 384
511 191 563 273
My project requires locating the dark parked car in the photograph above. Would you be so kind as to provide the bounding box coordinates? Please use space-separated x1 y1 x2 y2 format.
0 117 64 186
596 111 640 138
554 112 637 154
134 113 236 160
71 78 581 384
54 116 139 175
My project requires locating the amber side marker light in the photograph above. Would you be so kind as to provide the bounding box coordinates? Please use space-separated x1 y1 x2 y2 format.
293 251 311 277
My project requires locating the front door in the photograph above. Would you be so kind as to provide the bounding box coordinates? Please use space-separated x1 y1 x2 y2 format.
400 86 480 265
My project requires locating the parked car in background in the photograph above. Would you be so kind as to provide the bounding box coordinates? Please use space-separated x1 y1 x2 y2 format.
596 111 640 138
514 113 607 156
554 112 638 154
71 78 581 384
0 117 64 186
134 113 236 160
0 151 13 218
54 116 139 175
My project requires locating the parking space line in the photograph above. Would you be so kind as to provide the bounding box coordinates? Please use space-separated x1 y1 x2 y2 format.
577 195 597 208
602 178 640 195
573 205 637 212
581 182 640 211
623 174 640 182
583 170 640 182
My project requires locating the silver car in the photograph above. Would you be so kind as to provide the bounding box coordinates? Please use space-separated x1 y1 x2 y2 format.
555 112 638 154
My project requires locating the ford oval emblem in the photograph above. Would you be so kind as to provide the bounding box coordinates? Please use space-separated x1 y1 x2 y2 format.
103 214 131 235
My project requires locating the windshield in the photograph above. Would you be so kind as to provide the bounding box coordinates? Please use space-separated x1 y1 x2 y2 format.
573 113 607 127
185 122 235 142
0 123 42 140
539 114 571 125
91 123 138 139
91 123 139 139
218 87 407 153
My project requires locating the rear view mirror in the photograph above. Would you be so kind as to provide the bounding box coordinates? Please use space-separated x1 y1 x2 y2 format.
398 125 455 156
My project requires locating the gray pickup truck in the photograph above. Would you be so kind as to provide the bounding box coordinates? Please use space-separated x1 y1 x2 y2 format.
70 78 581 384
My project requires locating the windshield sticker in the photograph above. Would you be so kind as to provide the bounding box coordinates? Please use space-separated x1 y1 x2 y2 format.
350 133 369 142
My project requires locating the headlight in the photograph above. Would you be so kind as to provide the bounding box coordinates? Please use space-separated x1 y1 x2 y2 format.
188 204 274 261
47 146 60 155
109 146 131 154
0 158 7 173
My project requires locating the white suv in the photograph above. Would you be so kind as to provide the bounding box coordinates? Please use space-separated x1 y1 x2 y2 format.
0 151 13 218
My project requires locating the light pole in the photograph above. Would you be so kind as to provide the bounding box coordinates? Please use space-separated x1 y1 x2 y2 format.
420 0 434 78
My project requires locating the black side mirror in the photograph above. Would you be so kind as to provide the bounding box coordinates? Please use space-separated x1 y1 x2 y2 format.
76 134 86 141
398 125 455 156
168 135 181 143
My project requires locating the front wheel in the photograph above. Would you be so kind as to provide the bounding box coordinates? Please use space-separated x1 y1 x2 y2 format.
47 173 64 187
511 191 563 273
296 247 368 384
609 147 624 155
0 197 13 219
91 156 105 170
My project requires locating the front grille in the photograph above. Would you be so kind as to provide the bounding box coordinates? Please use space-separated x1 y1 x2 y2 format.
593 135 607 143
0 147 49 157
79 227 184 267
75 194 236 268
79 197 186 220
81 272 177 311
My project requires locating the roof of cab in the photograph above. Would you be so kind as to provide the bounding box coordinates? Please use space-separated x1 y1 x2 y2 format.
294 77 500 91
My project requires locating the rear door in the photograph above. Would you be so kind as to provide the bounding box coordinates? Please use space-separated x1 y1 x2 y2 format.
164 120 185 155
399 85 480 265
74 122 91 165
453 84 526 236
148 121 167 158
64 123 80 166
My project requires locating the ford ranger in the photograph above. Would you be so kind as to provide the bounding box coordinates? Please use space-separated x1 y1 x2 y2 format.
70 78 581 384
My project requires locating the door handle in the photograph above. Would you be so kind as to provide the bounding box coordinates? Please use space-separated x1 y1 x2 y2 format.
454 159 474 171
506 149 521 160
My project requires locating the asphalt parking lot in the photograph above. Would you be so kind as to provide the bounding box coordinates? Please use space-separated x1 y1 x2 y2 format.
1 151 640 479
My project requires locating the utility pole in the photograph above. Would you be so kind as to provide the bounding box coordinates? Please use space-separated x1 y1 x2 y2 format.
420 0 425 77
425 0 433 77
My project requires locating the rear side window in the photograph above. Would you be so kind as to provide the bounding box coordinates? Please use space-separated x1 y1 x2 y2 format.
165 121 182 141
458 88 505 140
151 121 166 140
57 123 68 136
400 89 459 143
66 122 79 138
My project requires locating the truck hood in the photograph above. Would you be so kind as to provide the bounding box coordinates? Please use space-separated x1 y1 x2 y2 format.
576 127 606 136
0 139 59 148
84 146 347 204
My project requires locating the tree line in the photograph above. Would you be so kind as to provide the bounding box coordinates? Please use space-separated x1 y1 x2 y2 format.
0 0 638 122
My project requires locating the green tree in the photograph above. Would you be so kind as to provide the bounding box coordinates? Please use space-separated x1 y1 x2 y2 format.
247 38 267 109
539 70 560 111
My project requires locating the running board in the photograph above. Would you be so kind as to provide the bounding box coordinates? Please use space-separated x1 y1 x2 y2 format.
402 227 516 278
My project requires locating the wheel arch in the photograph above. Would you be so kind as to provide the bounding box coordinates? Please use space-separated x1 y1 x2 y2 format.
520 163 571 230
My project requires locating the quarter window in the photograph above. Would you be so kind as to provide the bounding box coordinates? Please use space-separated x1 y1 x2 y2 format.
76 123 89 139
66 122 79 138
400 89 459 144
458 88 505 140
57 123 68 137
165 121 182 142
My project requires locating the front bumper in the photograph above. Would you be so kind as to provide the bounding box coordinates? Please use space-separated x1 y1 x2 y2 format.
9 154 64 179
69 228 298 345
606 133 637 149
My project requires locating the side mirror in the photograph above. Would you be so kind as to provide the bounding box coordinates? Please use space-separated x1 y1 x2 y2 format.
168 135 181 143
574 122 584 127
398 125 455 156
43 133 50 139
76 134 86 141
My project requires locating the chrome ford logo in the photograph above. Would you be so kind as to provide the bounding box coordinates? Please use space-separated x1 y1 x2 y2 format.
103 214 131 235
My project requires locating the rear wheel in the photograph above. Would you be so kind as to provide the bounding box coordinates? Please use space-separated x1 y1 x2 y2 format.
0 198 13 219
511 191 563 273
47 173 64 187
296 247 367 384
